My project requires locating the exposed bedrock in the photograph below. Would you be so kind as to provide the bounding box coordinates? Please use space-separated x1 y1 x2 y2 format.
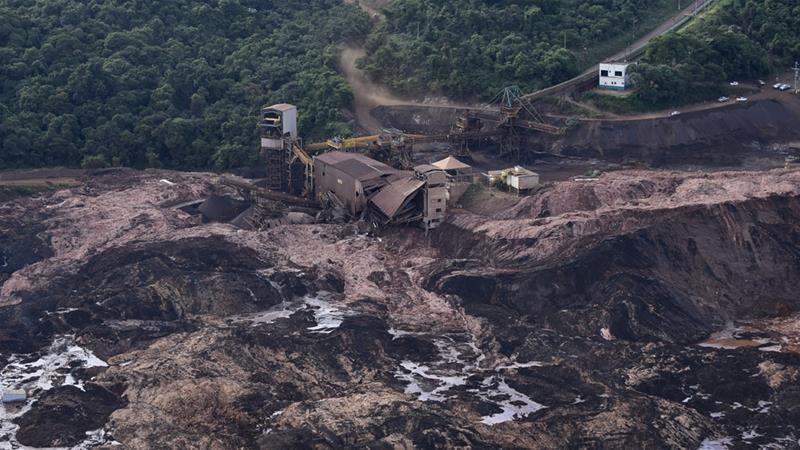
427 176 800 344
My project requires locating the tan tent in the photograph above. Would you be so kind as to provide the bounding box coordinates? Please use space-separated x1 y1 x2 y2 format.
432 156 471 171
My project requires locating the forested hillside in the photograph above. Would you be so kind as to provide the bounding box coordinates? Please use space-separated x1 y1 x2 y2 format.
358 0 676 98
631 0 800 106
0 0 369 170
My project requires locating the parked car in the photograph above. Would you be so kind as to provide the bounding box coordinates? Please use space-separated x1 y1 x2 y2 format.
729 81 739 86
780 84 792 91
758 80 766 87
736 97 748 102
773 83 783 89
717 96 730 102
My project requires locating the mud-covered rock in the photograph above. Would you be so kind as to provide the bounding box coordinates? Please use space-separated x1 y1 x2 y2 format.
14 384 125 447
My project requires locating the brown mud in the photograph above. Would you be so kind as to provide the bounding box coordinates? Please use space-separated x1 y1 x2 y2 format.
0 169 798 448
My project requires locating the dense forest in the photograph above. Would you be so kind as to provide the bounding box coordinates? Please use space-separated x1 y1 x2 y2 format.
2 0 799 170
630 0 800 106
0 0 370 170
358 0 676 99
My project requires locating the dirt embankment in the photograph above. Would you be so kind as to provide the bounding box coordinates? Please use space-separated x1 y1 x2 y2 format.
374 96 800 169
429 169 800 344
551 99 800 164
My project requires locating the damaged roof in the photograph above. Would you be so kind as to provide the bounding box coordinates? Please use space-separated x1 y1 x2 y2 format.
315 152 398 181
369 177 425 219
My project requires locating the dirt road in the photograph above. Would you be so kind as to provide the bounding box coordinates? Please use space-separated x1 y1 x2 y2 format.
339 47 409 134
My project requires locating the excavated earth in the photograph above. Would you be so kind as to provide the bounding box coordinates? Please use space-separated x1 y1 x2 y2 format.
375 97 800 167
1 168 800 449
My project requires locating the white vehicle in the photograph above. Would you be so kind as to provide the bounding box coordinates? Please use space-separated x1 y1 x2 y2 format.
717 96 730 102
779 84 791 91
773 83 783 89
729 81 739 86
736 97 748 102
670 110 680 116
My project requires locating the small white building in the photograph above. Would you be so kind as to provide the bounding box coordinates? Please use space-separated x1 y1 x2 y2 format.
260 103 298 148
486 166 540 194
599 62 631 90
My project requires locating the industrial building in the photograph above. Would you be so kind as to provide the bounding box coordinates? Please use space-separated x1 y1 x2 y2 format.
314 151 449 230
486 166 540 194
599 62 632 90
260 104 298 192
313 152 402 216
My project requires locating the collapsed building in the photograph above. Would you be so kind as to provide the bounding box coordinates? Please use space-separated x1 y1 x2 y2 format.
256 103 454 229
314 152 448 230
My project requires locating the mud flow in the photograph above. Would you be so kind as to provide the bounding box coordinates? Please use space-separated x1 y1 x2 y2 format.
1 168 799 448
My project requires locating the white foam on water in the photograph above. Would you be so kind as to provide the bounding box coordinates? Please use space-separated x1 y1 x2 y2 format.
387 328 416 340
393 334 547 425
229 298 305 327
478 376 547 425
698 437 733 450
305 295 346 333
229 293 349 334
0 335 109 449
741 428 763 440
395 361 468 402
495 361 544 370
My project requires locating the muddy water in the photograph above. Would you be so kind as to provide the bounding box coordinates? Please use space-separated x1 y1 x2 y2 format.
698 314 800 354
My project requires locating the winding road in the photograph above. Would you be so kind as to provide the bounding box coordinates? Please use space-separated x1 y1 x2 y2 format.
341 0 717 130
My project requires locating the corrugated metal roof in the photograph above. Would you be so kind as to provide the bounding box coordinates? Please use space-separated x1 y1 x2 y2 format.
414 164 441 174
265 103 296 111
369 177 424 218
315 151 398 181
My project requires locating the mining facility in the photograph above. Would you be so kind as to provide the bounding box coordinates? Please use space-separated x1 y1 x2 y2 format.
255 87 558 229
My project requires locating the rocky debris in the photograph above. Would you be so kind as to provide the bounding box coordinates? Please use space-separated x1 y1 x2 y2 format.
0 168 798 448
14 384 125 447
423 168 800 447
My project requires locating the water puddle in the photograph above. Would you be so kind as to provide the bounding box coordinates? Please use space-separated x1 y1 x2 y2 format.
473 376 546 425
227 292 349 334
0 335 110 449
393 333 547 425
698 437 733 449
698 316 800 354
